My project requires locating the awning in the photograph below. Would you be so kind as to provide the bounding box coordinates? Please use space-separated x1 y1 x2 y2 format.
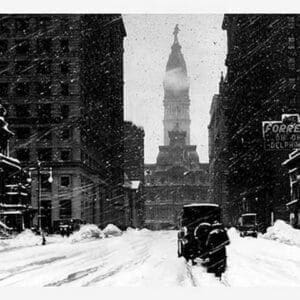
0 154 21 170
0 220 13 230
289 168 298 174
0 210 22 215
0 203 27 208
286 199 299 207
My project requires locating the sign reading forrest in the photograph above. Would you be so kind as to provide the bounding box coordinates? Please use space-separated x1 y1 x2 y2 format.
262 114 300 150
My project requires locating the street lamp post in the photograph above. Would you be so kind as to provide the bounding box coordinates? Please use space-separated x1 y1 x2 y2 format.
27 160 53 245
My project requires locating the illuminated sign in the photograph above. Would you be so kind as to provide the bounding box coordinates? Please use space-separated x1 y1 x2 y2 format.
262 114 300 150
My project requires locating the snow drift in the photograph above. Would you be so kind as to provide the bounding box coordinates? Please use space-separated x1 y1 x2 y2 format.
0 230 41 251
103 224 122 237
263 220 300 247
70 224 104 243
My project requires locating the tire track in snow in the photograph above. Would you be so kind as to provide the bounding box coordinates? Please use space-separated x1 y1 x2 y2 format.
0 256 67 282
45 267 100 286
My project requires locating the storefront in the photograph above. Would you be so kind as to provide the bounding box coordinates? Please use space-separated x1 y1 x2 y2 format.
0 106 33 232
282 149 300 228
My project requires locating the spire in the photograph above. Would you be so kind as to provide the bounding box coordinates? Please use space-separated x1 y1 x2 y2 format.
166 24 187 74
173 24 180 44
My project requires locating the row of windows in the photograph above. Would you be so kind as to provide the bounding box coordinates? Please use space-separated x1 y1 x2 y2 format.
40 198 73 219
80 151 102 171
0 17 71 36
16 148 72 162
0 82 72 97
41 174 72 191
16 148 101 173
8 104 70 119
14 126 72 141
0 60 71 75
0 39 70 56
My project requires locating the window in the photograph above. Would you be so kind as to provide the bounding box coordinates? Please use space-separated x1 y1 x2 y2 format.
60 149 71 161
60 61 69 74
0 40 8 56
36 81 51 96
61 82 69 96
289 78 296 89
38 127 52 141
288 16 295 29
59 199 72 218
15 40 30 55
61 128 71 140
37 148 52 161
16 148 30 161
60 17 69 33
15 127 31 139
60 39 69 53
0 62 9 75
15 61 31 74
15 82 30 96
37 38 52 54
288 37 295 50
288 57 296 70
37 60 52 74
0 20 10 35
60 105 69 119
0 83 9 96
37 104 51 120
60 176 71 188
39 17 51 31
15 18 29 34
41 173 52 191
15 104 30 118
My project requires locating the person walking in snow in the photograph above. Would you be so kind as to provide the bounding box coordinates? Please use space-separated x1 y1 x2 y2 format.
205 221 230 279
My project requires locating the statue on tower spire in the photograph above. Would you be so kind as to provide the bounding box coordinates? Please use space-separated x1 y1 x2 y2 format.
173 24 180 44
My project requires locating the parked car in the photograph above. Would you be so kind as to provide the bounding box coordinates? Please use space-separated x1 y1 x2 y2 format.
177 203 222 262
238 213 258 238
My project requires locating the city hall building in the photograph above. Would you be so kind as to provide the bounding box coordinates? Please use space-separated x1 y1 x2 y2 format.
144 26 209 230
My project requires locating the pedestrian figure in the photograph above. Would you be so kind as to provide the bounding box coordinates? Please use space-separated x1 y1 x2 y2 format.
205 221 230 279
42 232 46 245
59 226 65 237
66 225 71 237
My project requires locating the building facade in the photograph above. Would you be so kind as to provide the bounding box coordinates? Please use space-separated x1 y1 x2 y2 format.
218 15 300 228
208 73 231 225
0 15 126 231
144 26 209 230
282 149 300 228
0 105 32 233
124 121 145 228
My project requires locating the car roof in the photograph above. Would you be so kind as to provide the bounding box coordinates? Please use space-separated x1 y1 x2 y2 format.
183 203 219 208
241 213 257 216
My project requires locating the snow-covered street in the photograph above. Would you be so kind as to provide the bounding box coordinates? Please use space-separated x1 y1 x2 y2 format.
1 223 300 287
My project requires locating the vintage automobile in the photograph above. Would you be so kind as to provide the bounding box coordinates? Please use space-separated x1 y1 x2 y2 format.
238 213 258 238
177 203 221 262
